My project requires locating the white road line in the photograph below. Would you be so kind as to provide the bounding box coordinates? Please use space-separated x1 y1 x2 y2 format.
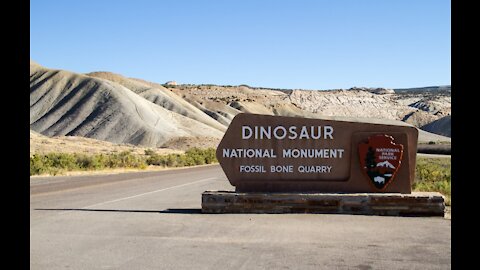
82 177 217 209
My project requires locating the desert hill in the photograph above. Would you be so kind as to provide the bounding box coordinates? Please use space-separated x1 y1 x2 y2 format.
30 61 451 150
168 83 450 135
30 62 223 148
421 116 451 137
86 71 226 132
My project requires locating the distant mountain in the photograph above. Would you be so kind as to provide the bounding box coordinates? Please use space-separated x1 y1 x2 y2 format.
421 116 451 137
376 160 395 169
394 85 451 94
30 61 451 149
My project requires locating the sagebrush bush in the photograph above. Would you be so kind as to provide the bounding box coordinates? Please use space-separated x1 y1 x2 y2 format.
107 151 147 169
31 148 218 176
413 157 451 205
145 148 217 167
30 153 78 175
144 149 156 156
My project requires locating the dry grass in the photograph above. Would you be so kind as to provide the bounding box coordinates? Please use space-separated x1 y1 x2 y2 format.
30 130 183 156
161 136 220 151
414 156 451 205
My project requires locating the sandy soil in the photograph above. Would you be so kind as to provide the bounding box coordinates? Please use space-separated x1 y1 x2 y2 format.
30 130 183 156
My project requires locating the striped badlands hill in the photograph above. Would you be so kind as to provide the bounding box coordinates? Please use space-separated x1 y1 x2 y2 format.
30 61 223 148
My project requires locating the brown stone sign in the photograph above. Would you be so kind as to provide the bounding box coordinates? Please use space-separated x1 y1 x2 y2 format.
216 113 418 193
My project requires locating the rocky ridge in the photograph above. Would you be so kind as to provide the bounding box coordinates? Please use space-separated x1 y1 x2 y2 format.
30 61 451 150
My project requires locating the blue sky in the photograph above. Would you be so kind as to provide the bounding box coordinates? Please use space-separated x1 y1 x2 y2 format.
30 0 450 90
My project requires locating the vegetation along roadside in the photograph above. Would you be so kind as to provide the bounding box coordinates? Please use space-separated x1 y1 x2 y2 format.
30 148 217 176
413 157 451 205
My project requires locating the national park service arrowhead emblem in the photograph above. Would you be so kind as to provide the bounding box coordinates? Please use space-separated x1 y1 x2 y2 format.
358 135 404 191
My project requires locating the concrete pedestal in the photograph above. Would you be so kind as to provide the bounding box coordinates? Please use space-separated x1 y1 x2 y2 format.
202 191 445 216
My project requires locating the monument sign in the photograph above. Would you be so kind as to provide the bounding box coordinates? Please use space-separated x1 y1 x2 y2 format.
216 113 418 193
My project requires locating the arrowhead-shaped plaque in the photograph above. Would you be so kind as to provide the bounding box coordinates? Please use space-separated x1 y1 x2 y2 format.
358 135 404 191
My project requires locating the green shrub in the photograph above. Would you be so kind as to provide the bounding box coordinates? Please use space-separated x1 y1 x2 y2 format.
30 153 79 175
30 148 218 176
30 154 48 175
413 157 451 205
106 151 147 169
203 148 217 164
167 154 181 167
75 153 107 170
144 149 156 156
144 148 217 168
30 152 146 176
184 148 217 165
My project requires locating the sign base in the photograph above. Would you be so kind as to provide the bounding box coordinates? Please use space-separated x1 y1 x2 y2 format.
202 191 445 216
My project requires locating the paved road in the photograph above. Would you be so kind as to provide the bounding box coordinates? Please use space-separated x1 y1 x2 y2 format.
31 165 451 270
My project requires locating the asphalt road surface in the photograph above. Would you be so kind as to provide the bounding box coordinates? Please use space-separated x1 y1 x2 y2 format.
31 165 451 270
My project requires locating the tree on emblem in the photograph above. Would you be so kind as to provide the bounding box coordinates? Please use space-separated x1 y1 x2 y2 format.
365 146 383 188
365 146 376 170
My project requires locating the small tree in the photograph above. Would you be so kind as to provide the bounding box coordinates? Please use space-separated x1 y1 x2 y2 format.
365 147 376 170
